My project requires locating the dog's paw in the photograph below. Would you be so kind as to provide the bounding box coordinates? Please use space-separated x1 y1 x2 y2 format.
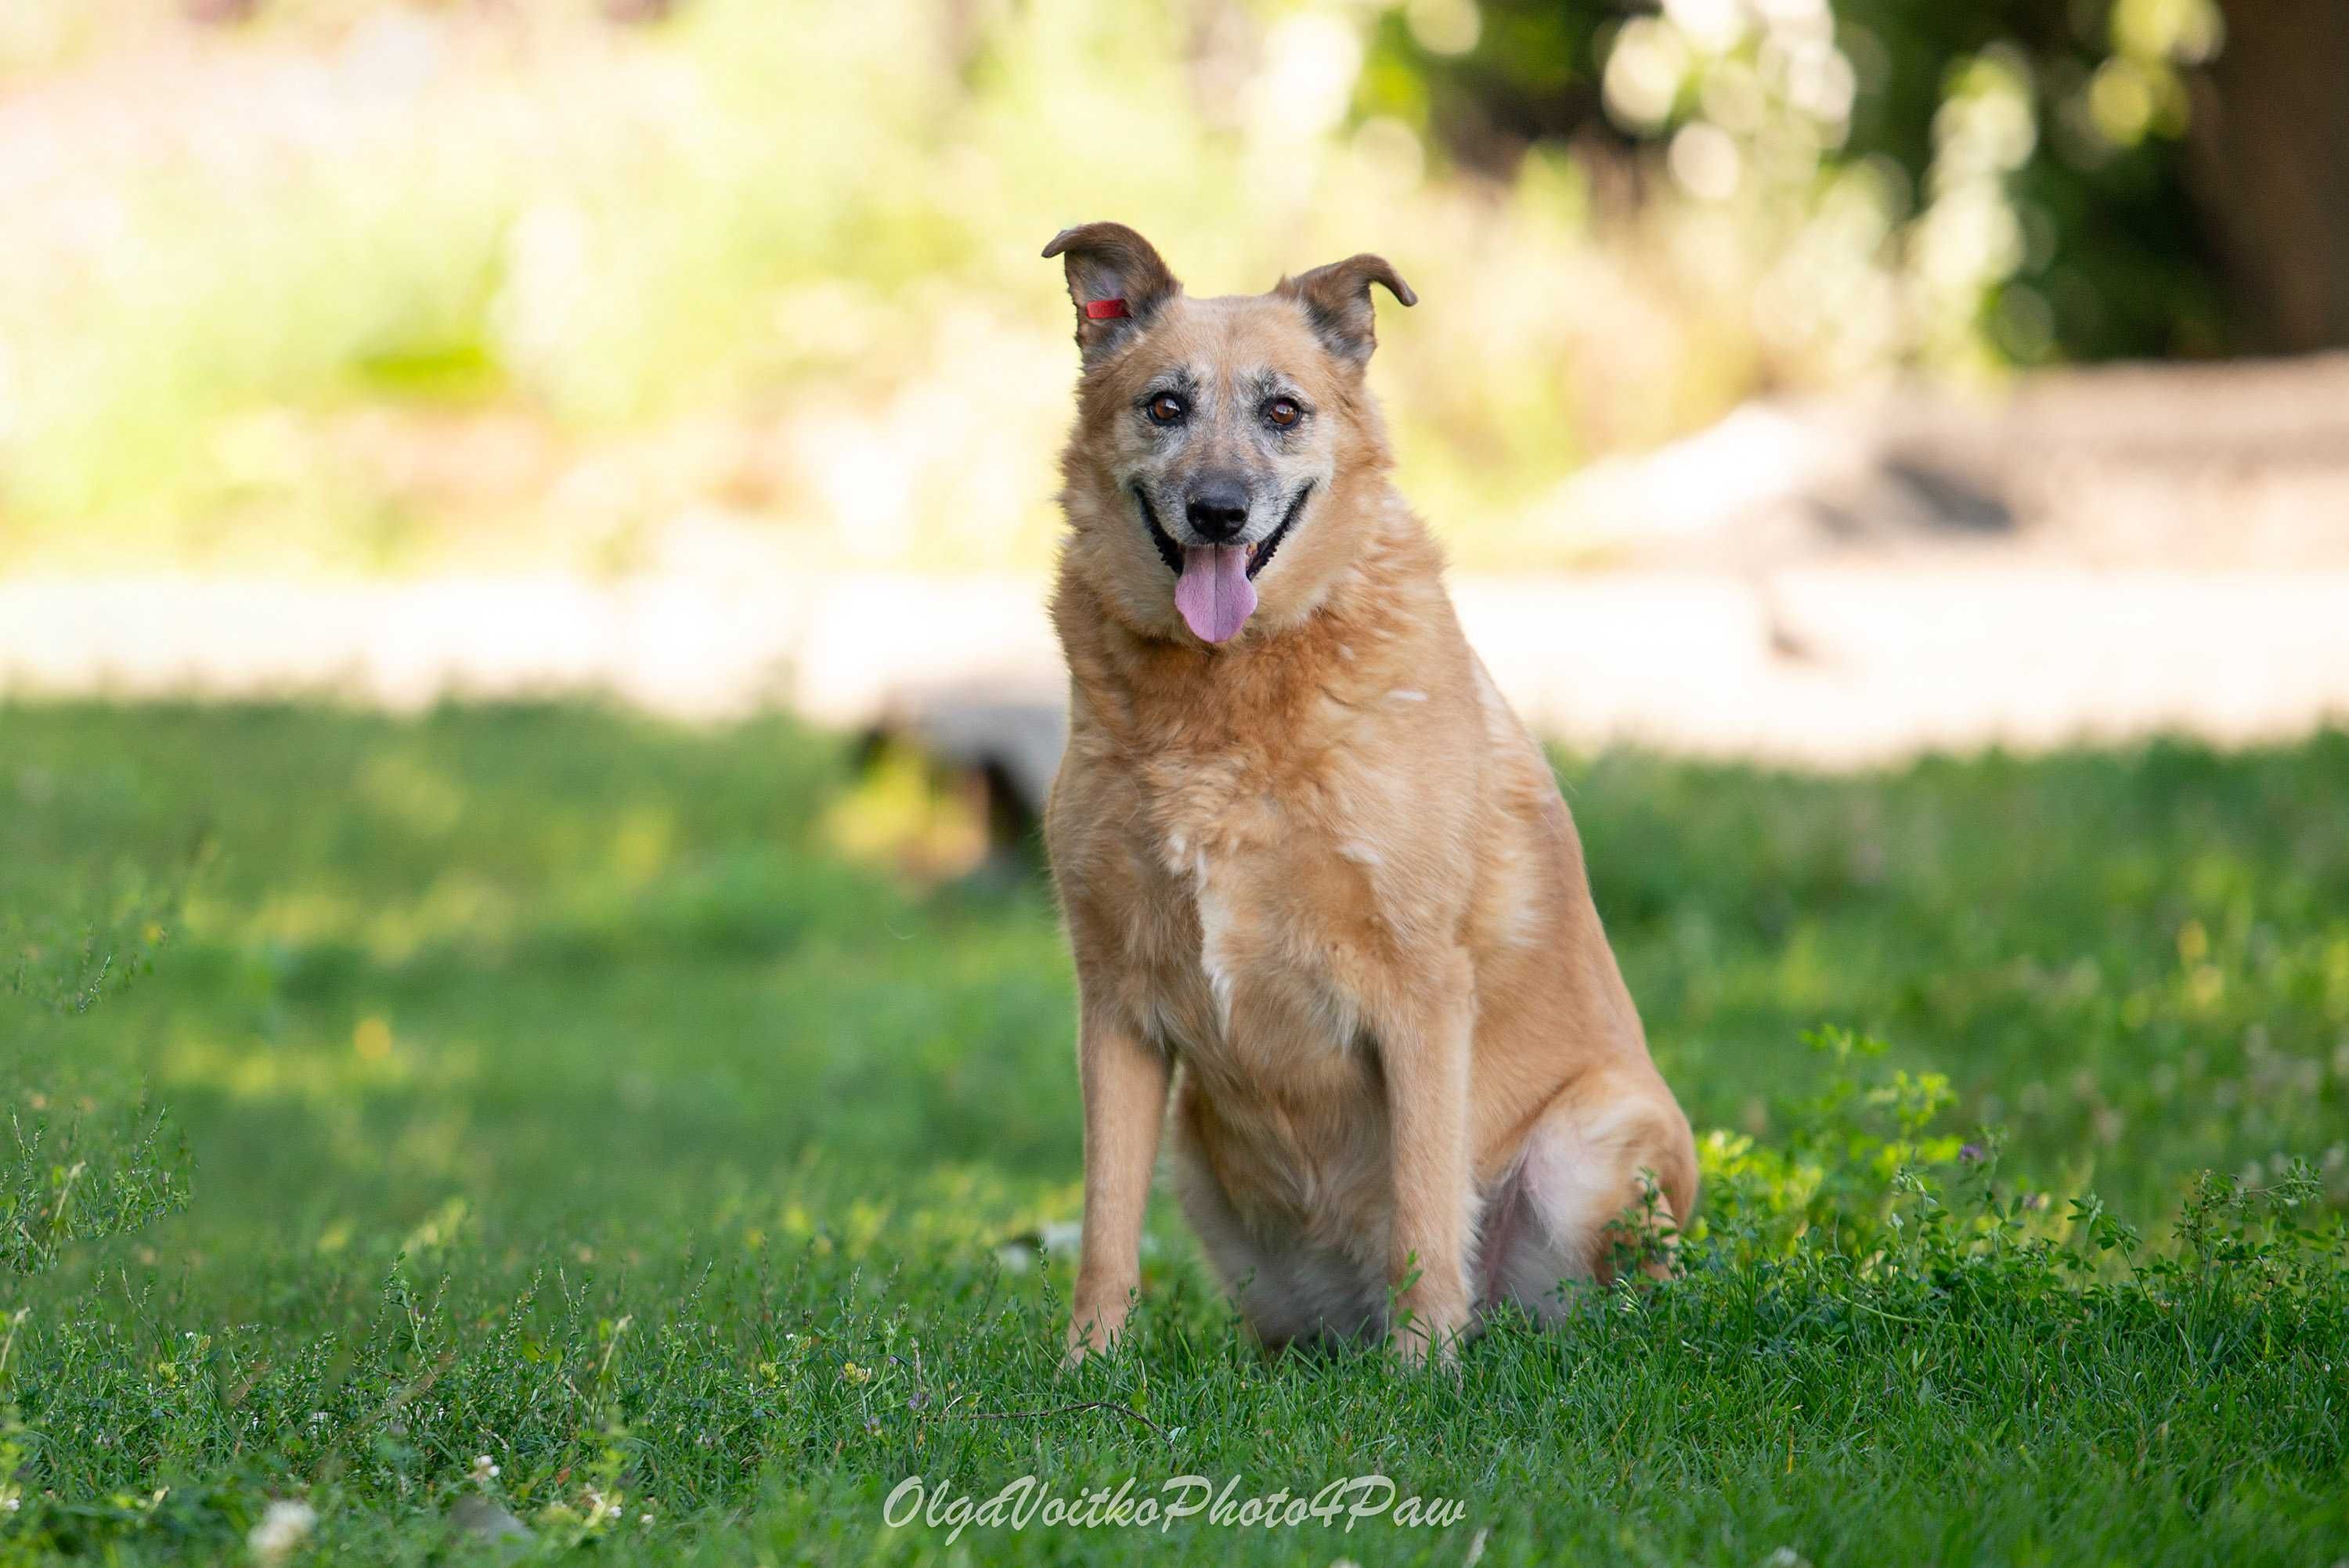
1387 1320 1463 1376
1061 1310 1125 1372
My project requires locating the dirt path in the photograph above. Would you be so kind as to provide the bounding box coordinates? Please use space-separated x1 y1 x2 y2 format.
5 564 2344 768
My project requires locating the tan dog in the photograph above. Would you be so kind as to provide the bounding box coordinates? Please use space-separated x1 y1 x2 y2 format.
1042 222 1695 1367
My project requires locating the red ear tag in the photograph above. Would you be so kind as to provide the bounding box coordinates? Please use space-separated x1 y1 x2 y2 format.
1083 297 1130 319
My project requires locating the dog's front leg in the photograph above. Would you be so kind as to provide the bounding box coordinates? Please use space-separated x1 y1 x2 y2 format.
1377 968 1475 1367
1064 1002 1171 1365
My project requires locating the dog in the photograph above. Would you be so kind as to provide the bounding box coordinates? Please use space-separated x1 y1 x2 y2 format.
1041 222 1696 1366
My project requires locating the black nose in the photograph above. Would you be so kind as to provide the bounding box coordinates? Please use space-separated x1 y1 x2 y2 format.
1185 481 1250 543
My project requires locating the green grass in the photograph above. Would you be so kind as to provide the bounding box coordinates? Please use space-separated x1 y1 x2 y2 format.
2 702 2345 1565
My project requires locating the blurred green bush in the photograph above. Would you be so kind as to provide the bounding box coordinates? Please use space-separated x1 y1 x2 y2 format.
1374 0 2235 369
0 2 2284 575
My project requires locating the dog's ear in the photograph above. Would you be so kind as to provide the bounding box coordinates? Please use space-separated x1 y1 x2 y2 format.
1042 222 1182 367
1279 254 1416 365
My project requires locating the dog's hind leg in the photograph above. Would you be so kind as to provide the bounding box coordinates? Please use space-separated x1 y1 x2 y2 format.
1481 1072 1697 1322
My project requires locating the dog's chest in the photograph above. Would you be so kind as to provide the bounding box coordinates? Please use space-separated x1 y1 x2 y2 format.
1113 786 1385 1084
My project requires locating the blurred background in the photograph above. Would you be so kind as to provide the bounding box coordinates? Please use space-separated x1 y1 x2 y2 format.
5 0 2349 1259
2 0 2346 769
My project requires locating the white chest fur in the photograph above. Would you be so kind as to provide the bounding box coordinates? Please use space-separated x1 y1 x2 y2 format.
1136 818 1368 1077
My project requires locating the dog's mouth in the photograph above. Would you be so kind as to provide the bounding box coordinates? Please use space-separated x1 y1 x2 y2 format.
1134 482 1313 645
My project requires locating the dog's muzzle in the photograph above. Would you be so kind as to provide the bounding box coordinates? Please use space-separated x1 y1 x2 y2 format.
1133 482 1312 581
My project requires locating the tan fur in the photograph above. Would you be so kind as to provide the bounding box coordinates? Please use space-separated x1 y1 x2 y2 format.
1042 225 1695 1368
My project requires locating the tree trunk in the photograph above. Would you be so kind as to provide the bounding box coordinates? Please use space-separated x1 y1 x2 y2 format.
2188 0 2349 351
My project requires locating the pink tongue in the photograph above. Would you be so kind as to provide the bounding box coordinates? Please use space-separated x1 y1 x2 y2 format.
1174 545 1257 643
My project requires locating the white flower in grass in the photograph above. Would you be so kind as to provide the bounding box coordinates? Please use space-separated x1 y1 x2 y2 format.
247 1500 317 1563
470 1454 500 1485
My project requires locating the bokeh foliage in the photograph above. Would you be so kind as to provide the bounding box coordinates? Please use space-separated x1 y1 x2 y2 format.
1374 0 2231 366
0 0 2250 576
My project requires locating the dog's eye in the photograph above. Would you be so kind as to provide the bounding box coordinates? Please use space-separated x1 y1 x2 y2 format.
1264 397 1302 429
1146 393 1188 426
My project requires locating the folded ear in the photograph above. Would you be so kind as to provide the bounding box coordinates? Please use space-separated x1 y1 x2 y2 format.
1042 222 1182 366
1279 254 1416 364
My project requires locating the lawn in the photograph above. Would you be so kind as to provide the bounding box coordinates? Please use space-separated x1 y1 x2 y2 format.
2 703 2345 1565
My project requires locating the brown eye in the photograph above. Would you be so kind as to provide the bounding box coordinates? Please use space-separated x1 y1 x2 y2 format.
1146 393 1188 425
1265 397 1302 428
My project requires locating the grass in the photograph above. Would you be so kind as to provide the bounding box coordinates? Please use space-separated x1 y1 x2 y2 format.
1 701 2345 1565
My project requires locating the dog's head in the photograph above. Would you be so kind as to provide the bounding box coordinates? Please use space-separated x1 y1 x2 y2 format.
1045 222 1415 646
